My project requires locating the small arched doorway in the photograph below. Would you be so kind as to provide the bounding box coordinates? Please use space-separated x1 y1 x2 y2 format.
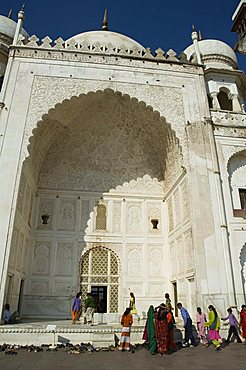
80 246 119 313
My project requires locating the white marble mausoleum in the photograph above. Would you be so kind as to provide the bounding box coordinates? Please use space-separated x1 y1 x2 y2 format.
0 5 246 322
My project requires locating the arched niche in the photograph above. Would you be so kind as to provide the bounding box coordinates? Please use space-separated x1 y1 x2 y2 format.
217 87 232 111
228 149 246 217
9 89 184 318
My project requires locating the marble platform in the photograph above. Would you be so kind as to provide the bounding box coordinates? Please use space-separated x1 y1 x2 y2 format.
0 319 145 347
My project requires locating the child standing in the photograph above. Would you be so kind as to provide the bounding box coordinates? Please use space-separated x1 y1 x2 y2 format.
196 307 208 346
222 307 242 343
119 308 133 351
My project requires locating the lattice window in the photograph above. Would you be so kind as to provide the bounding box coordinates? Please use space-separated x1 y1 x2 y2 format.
110 276 119 283
81 284 88 303
82 251 89 274
110 253 118 275
95 204 106 230
91 248 108 275
80 247 119 313
110 285 119 313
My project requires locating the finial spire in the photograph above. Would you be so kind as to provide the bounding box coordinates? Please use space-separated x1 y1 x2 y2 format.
8 9 13 18
102 9 108 31
191 24 202 65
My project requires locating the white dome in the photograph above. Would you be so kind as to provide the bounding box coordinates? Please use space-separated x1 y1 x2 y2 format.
66 30 145 50
0 15 28 40
184 39 238 70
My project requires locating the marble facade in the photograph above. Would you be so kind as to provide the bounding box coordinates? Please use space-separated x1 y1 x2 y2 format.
0 6 245 321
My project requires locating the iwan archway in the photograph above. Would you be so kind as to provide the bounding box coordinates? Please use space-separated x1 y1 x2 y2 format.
6 89 185 319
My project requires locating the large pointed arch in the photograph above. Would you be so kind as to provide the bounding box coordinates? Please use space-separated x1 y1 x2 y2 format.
23 88 183 193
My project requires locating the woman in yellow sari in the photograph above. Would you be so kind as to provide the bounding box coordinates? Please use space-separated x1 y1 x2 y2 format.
129 292 140 321
204 305 221 350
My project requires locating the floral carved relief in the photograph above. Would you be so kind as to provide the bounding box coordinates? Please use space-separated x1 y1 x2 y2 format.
32 242 51 275
58 200 76 230
55 243 73 276
127 248 143 277
127 204 142 233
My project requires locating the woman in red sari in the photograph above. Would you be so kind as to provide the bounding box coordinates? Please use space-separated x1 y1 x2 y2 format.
240 304 246 344
154 304 168 356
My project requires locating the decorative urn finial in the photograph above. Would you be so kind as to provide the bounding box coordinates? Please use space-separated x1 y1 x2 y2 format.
102 9 108 31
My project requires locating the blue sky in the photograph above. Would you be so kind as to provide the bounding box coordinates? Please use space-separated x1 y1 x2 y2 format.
2 1 245 70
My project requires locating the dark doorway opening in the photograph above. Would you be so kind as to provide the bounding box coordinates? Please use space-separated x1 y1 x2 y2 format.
91 286 107 313
18 279 25 313
172 281 178 317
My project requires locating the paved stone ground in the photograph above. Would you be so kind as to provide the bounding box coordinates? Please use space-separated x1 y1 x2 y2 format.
0 343 245 370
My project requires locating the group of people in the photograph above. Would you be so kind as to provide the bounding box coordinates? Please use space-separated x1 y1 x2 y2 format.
3 292 246 356
196 304 246 350
119 293 176 354
71 292 96 325
118 293 246 355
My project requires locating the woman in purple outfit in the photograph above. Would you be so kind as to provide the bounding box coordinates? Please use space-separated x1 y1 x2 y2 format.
72 292 82 324
222 308 242 343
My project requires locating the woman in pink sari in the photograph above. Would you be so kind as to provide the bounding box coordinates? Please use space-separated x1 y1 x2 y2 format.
196 307 208 346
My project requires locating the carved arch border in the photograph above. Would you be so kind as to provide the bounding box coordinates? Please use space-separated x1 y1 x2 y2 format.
239 243 246 298
226 148 246 186
22 84 185 167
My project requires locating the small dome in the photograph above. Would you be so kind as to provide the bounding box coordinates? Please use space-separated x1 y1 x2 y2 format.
0 15 28 40
184 39 238 70
66 30 145 50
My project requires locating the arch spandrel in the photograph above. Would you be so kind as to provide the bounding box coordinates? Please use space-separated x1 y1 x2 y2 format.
227 148 246 176
22 78 186 163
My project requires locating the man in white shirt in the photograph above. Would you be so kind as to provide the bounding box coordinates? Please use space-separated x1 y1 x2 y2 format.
3 304 17 324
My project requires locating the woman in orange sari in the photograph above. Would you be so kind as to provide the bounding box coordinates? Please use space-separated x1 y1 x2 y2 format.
119 308 133 351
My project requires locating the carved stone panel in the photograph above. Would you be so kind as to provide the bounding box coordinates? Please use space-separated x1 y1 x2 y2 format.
127 204 142 234
167 197 174 232
58 200 76 230
149 283 163 297
149 247 163 276
9 226 18 269
21 237 29 274
127 246 143 277
184 229 194 271
54 282 72 295
177 237 184 274
32 242 51 275
174 189 181 227
30 280 49 294
113 201 122 233
55 243 73 276
169 241 177 276
16 232 24 272
180 178 190 222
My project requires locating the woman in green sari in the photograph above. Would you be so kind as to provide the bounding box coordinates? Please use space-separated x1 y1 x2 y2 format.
146 305 157 354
